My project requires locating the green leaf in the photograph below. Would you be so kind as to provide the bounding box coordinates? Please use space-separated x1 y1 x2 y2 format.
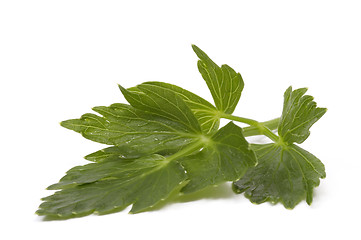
233 87 327 208
278 87 327 144
61 103 199 158
132 81 220 134
233 143 325 209
192 45 244 114
119 83 202 133
181 122 257 193
37 123 256 217
84 146 125 162
37 154 187 216
37 45 328 218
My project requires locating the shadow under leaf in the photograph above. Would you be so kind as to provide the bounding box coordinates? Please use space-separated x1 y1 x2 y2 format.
144 182 235 212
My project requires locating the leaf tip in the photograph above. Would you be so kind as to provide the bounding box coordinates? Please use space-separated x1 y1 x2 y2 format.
59 120 70 129
35 209 43 216
46 184 57 190
117 84 126 92
191 44 207 60
118 84 130 99
191 44 198 51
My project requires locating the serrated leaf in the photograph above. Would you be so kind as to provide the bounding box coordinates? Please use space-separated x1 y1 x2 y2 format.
38 45 328 219
192 45 244 114
61 103 199 158
181 122 257 193
133 81 220 134
278 87 327 144
119 83 201 133
40 79 219 218
38 123 256 217
233 87 326 208
233 143 325 209
37 154 187 217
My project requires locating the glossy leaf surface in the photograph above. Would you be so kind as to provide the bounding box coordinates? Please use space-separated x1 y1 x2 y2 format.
278 87 327 144
192 45 244 114
181 122 256 193
119 83 201 133
233 143 325 208
132 81 220 134
61 103 198 158
37 46 328 219
37 155 187 216
233 87 327 208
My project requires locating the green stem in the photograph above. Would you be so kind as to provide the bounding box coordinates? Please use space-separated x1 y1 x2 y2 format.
221 114 280 142
242 118 280 137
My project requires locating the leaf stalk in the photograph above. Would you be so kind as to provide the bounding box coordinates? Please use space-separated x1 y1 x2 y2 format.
221 114 280 142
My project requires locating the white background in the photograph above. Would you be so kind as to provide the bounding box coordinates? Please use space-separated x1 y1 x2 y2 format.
1 0 360 239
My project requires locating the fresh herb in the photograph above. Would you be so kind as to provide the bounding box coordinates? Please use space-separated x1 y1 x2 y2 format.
37 45 326 218
232 87 326 208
